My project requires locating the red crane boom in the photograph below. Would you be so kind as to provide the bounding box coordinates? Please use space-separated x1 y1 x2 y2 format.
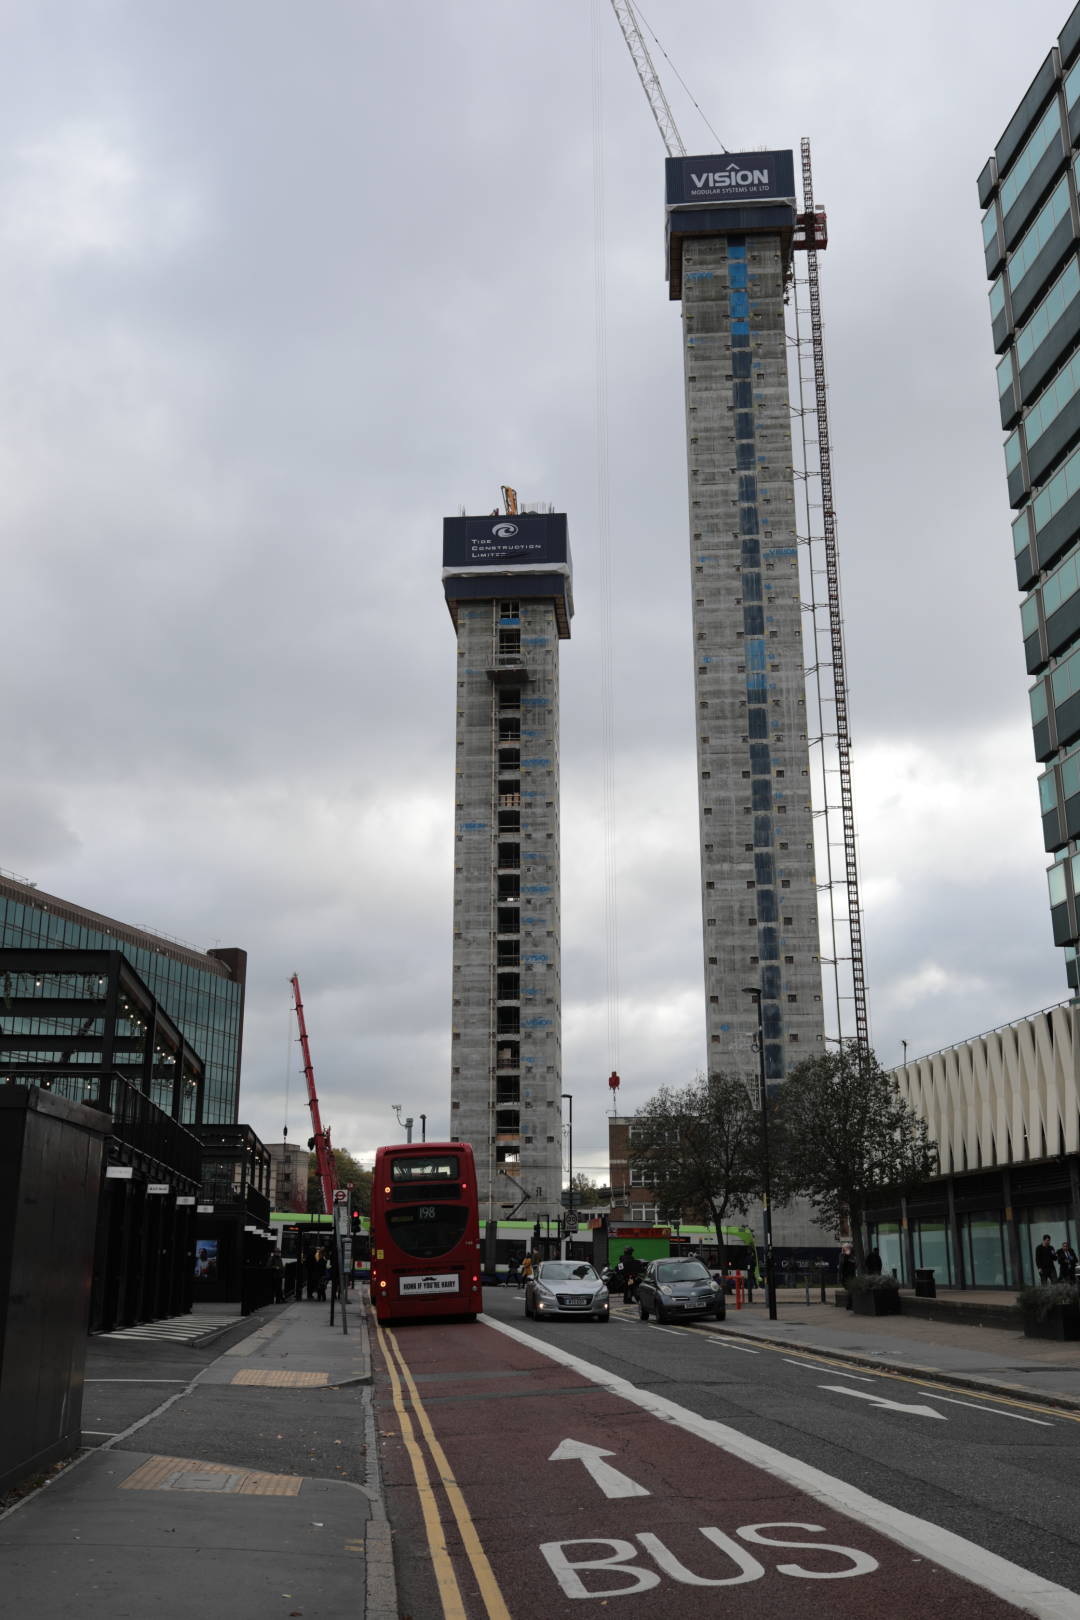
290 973 337 1215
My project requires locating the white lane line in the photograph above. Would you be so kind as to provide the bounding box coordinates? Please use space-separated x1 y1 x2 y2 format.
783 1359 875 1381
481 1313 1080 1620
709 1340 759 1354
915 1390 1054 1427
648 1325 689 1337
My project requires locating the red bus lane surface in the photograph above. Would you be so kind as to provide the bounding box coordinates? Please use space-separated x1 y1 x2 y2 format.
373 1316 1080 1620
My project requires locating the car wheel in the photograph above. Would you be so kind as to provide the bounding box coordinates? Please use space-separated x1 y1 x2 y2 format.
638 1298 648 1320
596 1311 609 1322
654 1303 667 1324
524 1297 532 1319
714 1308 725 1320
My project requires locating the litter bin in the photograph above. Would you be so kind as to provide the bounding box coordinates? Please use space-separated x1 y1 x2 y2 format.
914 1267 936 1298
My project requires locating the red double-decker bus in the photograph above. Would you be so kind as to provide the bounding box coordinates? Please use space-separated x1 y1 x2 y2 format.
369 1141 482 1323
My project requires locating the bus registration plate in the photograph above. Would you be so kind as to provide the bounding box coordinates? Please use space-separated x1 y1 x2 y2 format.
400 1274 459 1296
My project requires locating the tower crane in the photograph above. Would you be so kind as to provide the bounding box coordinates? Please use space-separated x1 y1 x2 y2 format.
289 973 338 1215
609 1 685 157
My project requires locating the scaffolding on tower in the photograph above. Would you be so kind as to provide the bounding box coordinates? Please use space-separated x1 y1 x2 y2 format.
790 137 869 1056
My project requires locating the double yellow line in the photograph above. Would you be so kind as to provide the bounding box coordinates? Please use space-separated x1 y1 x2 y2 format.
376 1321 512 1620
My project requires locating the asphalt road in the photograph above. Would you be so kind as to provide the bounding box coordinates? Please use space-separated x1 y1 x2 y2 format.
372 1286 1080 1618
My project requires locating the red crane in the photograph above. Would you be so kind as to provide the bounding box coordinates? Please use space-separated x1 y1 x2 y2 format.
290 973 337 1215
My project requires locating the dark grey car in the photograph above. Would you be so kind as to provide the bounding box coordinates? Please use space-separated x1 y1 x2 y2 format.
637 1258 725 1324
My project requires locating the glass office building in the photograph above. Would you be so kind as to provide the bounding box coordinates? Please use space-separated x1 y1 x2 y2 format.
980 0 1080 989
0 873 246 1122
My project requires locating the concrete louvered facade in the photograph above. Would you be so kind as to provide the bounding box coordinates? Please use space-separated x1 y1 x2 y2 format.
895 1002 1080 1174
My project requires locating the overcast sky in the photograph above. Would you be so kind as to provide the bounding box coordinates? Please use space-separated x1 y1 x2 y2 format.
2 0 1073 1185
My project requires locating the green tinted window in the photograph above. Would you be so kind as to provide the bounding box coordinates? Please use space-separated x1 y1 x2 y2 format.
983 207 999 249
1052 644 1080 705
1008 176 1070 288
1021 592 1040 637
1033 437 1080 534
1031 679 1049 722
998 350 1015 401
1039 769 1058 812
1063 747 1080 798
1005 429 1023 473
1016 258 1080 369
1000 102 1062 216
989 276 1006 320
1067 60 1080 109
1049 861 1069 906
1013 509 1031 557
1042 543 1080 618
1025 346 1080 453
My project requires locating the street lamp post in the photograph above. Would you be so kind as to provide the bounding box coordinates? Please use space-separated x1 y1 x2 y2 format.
561 1093 573 1259
743 987 778 1321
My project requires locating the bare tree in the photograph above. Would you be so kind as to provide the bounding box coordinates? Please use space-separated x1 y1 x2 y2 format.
628 1073 763 1253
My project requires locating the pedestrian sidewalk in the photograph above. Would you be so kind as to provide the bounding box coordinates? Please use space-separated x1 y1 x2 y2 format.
714 1292 1080 1408
1 1297 395 1620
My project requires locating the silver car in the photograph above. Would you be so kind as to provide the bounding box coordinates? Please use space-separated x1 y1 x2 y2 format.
637 1258 726 1323
525 1261 609 1322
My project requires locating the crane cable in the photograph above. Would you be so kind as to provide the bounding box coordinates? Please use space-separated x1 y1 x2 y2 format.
592 0 620 1076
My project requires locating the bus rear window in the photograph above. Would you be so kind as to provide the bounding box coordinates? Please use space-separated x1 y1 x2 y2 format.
386 1205 469 1258
391 1156 459 1181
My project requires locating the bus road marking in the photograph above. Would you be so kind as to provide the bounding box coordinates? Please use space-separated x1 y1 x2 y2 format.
482 1314 1080 1616
380 1324 512 1620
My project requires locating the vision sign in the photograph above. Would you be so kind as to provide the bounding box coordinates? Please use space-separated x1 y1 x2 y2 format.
666 150 796 208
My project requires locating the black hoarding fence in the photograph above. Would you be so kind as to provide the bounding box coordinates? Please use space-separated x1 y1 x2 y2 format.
666 150 796 209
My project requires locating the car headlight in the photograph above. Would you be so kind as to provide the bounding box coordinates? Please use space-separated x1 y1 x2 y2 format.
709 1280 720 1291
535 1284 557 1299
593 1288 609 1304
659 1284 674 1296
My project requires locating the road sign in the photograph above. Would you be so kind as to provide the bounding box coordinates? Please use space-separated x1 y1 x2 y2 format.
333 1188 347 1204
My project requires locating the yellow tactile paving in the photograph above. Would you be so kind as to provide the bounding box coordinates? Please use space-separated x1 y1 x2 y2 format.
229 1368 329 1387
120 1455 302 1496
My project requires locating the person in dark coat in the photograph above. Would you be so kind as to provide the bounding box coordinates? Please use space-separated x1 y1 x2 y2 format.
839 1244 857 1309
1035 1234 1059 1284
1057 1239 1078 1283
865 1248 883 1275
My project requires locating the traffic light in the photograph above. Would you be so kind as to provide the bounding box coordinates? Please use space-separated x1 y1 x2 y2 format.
350 1203 361 1235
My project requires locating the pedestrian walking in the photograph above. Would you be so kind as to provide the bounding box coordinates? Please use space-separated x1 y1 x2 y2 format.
839 1244 857 1309
269 1249 284 1303
519 1252 534 1286
1057 1239 1078 1283
1035 1233 1059 1284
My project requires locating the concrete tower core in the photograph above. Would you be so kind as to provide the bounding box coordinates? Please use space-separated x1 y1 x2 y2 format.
443 512 573 1225
667 153 826 1091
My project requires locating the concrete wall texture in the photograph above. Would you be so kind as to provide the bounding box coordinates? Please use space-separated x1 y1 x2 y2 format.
449 595 565 1225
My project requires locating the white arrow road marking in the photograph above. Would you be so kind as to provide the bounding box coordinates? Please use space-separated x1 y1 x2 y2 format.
549 1438 651 1499
820 1384 946 1419
916 1391 1053 1427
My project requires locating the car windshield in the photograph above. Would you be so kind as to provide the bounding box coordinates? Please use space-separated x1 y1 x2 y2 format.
538 1263 599 1282
655 1262 710 1283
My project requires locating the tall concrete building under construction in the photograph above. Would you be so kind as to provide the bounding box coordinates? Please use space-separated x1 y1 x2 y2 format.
666 153 826 1089
443 511 573 1224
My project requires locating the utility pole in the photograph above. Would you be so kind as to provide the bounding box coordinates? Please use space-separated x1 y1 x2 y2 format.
743 987 777 1320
